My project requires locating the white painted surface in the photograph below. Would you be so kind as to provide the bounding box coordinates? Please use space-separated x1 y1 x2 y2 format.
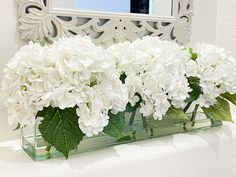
0 122 236 177
52 0 76 10
192 0 236 58
153 0 173 16
216 0 236 57
0 0 26 141
191 0 218 44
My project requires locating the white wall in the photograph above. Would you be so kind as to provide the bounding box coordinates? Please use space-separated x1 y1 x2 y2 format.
216 0 236 116
153 0 173 16
192 0 218 44
192 0 236 58
216 0 236 57
0 0 25 141
0 0 235 141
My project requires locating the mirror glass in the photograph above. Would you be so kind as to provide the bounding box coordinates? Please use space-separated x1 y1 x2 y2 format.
52 0 178 17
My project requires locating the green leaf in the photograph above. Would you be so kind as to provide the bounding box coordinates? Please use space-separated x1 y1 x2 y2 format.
117 135 132 142
103 112 129 139
189 48 198 60
36 106 52 118
119 73 127 84
33 38 51 46
125 93 142 113
125 103 137 113
38 107 84 159
186 77 202 102
221 93 236 106
164 106 189 121
202 97 232 122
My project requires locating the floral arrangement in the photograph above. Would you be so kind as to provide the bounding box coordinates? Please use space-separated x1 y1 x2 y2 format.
1 35 236 158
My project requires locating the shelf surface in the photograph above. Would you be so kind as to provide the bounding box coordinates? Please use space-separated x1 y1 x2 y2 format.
1 122 236 177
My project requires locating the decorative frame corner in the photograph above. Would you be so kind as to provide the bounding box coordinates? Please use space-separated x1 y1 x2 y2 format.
17 0 193 46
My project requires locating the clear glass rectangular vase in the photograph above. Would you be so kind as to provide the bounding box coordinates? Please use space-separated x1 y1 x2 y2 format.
21 112 222 161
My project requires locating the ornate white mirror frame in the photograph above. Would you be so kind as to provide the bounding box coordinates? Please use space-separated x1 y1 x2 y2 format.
17 0 193 46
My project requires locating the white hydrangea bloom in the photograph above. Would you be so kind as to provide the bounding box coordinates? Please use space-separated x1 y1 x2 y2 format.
1 36 128 137
186 43 236 107
4 34 235 137
1 42 52 126
108 36 191 120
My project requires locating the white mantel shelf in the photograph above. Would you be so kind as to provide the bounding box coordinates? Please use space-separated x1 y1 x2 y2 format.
1 122 236 177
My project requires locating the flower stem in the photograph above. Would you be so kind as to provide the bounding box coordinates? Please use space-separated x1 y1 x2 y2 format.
45 144 52 159
183 123 187 131
129 110 136 126
128 110 137 139
141 114 148 131
184 102 192 113
191 104 199 127
46 145 52 152
206 114 214 126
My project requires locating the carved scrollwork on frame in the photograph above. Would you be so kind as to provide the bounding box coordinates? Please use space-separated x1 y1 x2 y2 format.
17 0 193 46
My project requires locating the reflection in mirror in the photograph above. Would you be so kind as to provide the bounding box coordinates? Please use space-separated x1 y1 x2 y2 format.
52 0 178 17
